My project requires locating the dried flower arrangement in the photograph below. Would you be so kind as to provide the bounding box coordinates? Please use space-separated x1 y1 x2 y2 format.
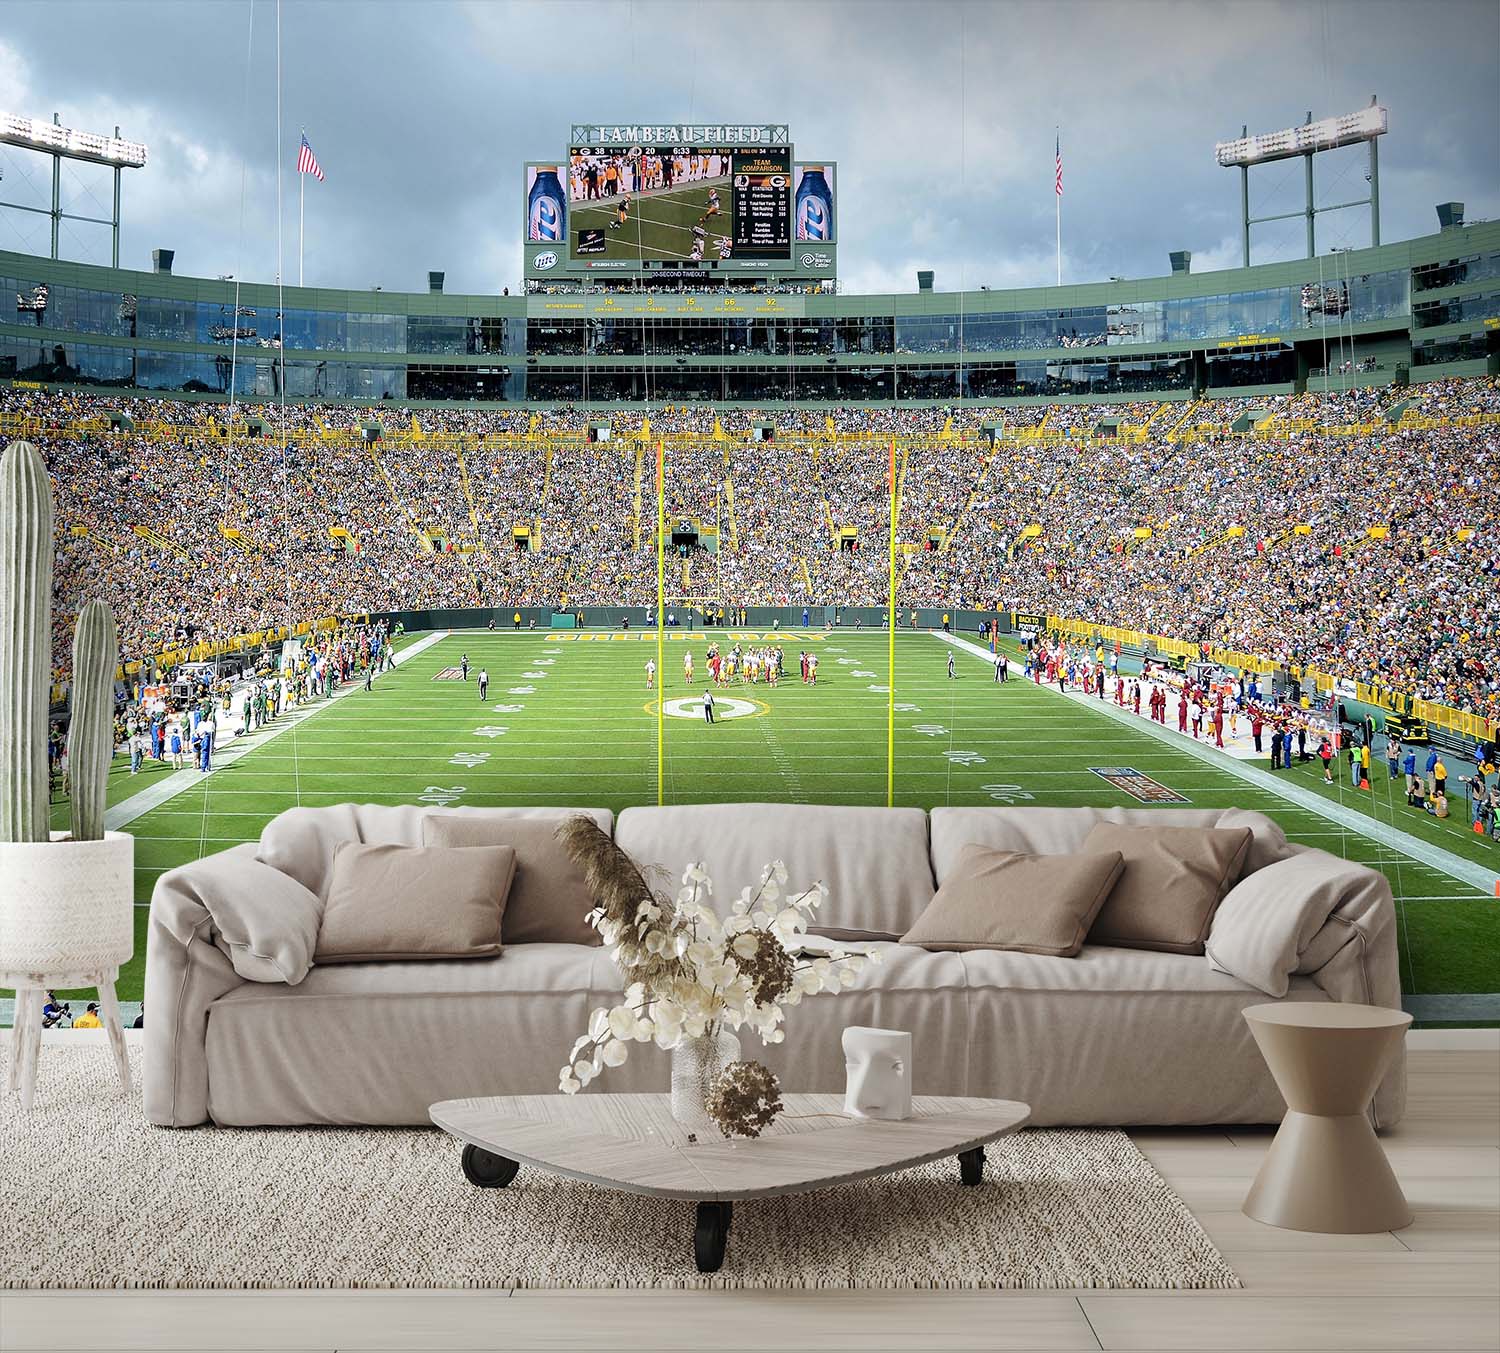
555 816 875 1126
704 1060 784 1138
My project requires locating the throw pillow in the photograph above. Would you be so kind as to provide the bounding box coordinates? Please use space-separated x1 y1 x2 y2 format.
1206 850 1366 997
315 842 516 963
899 844 1125 957
422 814 602 945
169 843 323 984
1082 823 1252 955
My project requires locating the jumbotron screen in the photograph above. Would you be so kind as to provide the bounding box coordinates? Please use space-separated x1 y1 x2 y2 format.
555 142 793 263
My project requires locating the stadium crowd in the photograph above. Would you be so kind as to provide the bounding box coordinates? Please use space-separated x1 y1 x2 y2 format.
4 378 1496 718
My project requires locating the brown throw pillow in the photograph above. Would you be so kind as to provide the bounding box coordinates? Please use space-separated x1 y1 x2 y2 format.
1082 823 1252 955
316 842 516 963
421 815 601 945
900 845 1125 958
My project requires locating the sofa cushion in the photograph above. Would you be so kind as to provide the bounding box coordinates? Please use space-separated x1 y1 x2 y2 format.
202 945 633 1125
422 814 602 946
316 842 516 963
1083 822 1252 955
198 934 1320 1129
929 807 1290 884
256 804 612 904
900 845 1124 957
946 945 1323 1125
1206 850 1372 997
613 803 935 939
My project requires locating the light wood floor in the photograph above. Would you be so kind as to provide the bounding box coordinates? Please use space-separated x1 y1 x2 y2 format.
3 1035 1496 1352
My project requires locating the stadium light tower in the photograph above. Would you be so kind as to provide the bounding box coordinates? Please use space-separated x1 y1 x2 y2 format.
1215 98 1386 267
0 112 148 266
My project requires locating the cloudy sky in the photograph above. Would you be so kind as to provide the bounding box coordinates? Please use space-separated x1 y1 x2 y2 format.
2 0 1495 296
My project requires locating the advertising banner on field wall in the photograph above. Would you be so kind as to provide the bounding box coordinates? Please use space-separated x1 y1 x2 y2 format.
368 605 1005 635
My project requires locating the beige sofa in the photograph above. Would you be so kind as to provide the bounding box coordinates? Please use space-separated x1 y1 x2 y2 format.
143 803 1404 1129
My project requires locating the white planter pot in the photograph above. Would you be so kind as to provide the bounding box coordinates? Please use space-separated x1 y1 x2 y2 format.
0 831 134 976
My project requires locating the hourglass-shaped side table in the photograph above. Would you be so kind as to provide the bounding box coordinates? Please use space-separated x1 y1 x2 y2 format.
1242 1002 1412 1234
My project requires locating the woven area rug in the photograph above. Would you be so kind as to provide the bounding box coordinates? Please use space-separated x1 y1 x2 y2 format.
2 1046 1239 1291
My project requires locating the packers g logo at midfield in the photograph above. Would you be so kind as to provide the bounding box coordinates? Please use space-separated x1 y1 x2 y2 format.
648 696 762 720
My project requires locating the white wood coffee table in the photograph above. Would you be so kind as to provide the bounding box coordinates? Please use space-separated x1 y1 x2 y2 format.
431 1092 1031 1272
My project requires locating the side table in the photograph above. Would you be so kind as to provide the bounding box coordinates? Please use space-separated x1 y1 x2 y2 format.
1242 1001 1412 1233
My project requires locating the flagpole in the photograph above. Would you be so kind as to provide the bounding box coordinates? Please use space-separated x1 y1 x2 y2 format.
298 151 305 288
1055 128 1061 286
656 440 666 806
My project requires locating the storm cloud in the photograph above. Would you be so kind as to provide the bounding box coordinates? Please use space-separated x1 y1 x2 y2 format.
1 0 1495 296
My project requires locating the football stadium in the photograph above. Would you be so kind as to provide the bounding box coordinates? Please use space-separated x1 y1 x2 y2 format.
7 204 1498 1016
1 0 1498 1337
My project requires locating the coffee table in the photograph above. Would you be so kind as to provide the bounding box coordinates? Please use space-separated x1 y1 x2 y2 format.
430 1092 1030 1272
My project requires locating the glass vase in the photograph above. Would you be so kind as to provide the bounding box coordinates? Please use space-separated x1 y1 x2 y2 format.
669 1026 741 1133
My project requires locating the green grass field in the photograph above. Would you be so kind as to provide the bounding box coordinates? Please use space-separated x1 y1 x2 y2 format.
572 177 729 262
23 629 1500 1009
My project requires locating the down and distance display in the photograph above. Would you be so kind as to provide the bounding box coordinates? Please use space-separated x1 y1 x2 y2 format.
565 144 791 262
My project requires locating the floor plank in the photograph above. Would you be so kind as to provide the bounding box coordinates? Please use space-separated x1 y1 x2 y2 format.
1078 1296 1500 1350
1219 1251 1500 1296
1373 1116 1500 1148
0 1291 1102 1352
1396 1210 1500 1252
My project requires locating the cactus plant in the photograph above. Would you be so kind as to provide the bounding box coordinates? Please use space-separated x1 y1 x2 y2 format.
69 599 118 842
0 440 54 844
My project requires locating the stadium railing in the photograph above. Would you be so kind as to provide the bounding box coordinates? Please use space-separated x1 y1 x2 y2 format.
115 614 343 681
1356 681 1499 744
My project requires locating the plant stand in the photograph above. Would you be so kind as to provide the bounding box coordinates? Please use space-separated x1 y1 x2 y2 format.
4 966 131 1113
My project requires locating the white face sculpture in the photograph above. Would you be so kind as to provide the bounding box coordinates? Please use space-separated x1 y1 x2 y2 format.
842 1026 912 1121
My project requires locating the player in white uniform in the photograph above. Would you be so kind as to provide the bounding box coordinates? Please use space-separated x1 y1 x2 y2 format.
683 650 694 685
716 236 732 260
645 658 656 689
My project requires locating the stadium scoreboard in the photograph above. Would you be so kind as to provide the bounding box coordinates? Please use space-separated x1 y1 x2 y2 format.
525 123 834 284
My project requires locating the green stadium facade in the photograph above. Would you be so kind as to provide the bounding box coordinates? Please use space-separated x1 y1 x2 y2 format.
2 220 1496 407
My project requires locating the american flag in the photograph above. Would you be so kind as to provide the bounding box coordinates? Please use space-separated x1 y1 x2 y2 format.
297 134 325 182
1055 135 1063 197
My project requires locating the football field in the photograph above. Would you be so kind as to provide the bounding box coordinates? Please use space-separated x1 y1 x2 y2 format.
37 630 1500 1011
571 178 729 262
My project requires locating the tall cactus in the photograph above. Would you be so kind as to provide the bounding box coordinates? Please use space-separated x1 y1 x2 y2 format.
0 440 54 844
69 599 118 842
